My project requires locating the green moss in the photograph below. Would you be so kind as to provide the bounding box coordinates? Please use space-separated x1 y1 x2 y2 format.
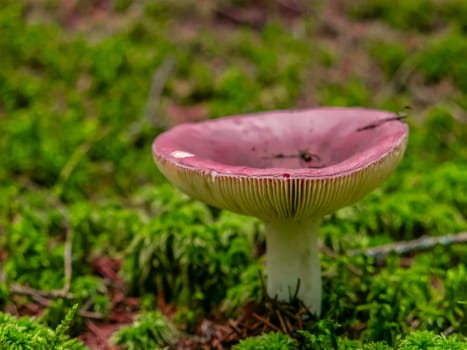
123 186 259 311
369 41 409 79
112 311 176 350
234 332 299 350
319 80 370 106
0 306 87 350
417 32 467 92
347 0 437 31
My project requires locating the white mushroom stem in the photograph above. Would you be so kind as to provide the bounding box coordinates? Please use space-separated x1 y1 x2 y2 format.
264 218 321 316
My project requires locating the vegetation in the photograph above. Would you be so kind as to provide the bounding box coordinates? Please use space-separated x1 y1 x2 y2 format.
0 304 86 349
0 0 466 348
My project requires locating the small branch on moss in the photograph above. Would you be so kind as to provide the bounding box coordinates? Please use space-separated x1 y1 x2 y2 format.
12 180 98 318
8 283 105 320
79 311 106 320
80 297 94 313
18 177 75 297
10 284 54 307
442 325 455 336
61 222 73 296
53 126 111 198
347 232 467 258
143 57 175 128
129 56 175 139
9 283 75 301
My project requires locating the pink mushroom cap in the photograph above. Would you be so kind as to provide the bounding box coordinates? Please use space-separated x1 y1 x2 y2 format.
152 107 408 221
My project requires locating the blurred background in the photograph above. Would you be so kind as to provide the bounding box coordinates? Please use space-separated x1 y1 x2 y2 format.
0 0 466 349
1 0 466 199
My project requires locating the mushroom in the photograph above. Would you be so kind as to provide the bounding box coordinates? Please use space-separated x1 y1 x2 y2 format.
152 107 408 316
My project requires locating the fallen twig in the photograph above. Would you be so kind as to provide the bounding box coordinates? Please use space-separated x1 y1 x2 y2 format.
275 309 288 333
442 325 456 337
143 57 175 128
251 313 282 333
347 232 467 258
61 220 72 295
8 283 106 319
18 177 75 298
9 283 74 300
129 56 175 139
53 126 111 199
78 310 106 320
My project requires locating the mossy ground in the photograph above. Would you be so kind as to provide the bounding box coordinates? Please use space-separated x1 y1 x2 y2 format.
0 0 466 349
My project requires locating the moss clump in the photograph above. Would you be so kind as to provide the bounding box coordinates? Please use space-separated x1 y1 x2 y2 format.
0 305 86 350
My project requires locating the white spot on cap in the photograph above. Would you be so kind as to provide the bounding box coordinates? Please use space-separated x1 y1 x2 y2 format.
171 151 194 159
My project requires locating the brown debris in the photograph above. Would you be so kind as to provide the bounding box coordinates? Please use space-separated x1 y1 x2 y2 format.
78 320 121 350
79 256 139 349
175 273 313 349
222 272 314 343
214 0 308 30
59 0 113 29
91 256 123 287
229 297 312 342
